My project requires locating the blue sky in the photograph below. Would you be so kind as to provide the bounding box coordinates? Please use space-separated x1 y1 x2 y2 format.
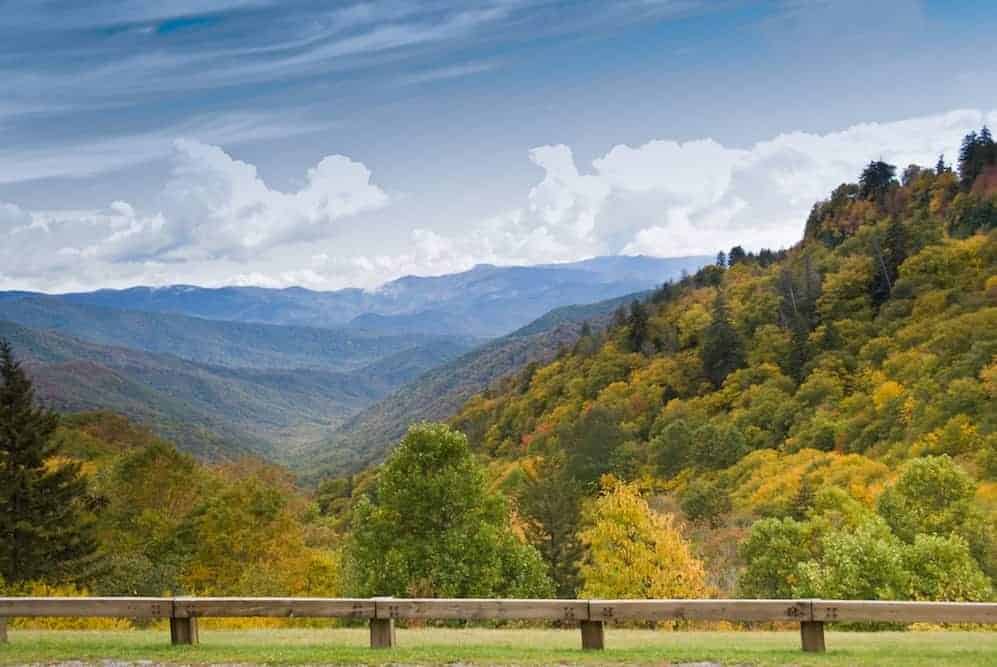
1 0 995 291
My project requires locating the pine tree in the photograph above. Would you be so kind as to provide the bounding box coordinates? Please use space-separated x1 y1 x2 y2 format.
935 154 947 174
626 299 650 353
700 292 745 388
858 160 898 201
716 251 727 268
0 339 97 584
728 245 746 265
959 130 980 190
871 218 908 307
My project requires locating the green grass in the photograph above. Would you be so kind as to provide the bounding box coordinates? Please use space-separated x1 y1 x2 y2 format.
3 628 996 666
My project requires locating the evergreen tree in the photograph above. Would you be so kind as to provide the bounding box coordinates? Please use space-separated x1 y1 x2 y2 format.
959 130 980 190
858 160 898 201
935 154 948 174
700 292 745 388
981 125 994 146
871 218 908 307
716 251 727 268
728 245 747 265
626 299 650 353
0 339 97 584
517 455 584 597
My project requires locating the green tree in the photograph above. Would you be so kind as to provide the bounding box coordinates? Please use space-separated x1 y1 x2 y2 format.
0 339 97 584
738 517 812 598
701 292 745 388
877 456 977 542
876 456 993 575
560 406 625 490
680 478 730 527
871 218 908 306
348 423 551 598
902 534 991 601
794 522 908 600
517 455 584 597
626 299 650 353
858 160 897 201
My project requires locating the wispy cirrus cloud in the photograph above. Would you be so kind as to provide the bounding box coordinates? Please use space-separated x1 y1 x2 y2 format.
397 60 498 85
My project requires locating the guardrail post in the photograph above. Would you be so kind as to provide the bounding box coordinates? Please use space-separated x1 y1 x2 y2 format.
0 616 7 643
170 616 199 645
579 619 604 650
370 597 396 648
800 621 825 652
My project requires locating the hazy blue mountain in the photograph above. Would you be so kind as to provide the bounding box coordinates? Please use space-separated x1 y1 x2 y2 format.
1 320 472 460
51 255 710 337
0 296 472 372
0 254 709 465
293 291 642 478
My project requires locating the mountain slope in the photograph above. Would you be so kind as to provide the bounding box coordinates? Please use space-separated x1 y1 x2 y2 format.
446 163 997 593
52 255 710 337
1 320 472 459
0 296 467 371
294 292 645 477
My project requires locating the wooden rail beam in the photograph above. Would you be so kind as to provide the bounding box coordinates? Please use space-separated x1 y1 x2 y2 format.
589 599 810 623
1 596 995 652
373 598 588 621
173 597 374 619
0 597 169 618
812 600 997 624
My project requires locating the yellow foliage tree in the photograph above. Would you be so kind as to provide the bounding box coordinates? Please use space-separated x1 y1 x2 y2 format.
579 477 707 600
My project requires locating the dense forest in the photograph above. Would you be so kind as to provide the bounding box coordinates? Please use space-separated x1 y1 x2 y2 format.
2 128 995 618
451 129 997 600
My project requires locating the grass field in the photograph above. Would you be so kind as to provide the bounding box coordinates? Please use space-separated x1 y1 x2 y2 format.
2 628 996 666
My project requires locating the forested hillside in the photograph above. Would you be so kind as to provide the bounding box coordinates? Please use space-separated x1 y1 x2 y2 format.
0 410 341 602
0 320 471 459
451 135 997 599
297 292 644 478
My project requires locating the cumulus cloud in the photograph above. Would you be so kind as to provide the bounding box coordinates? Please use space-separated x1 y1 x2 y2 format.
442 107 992 262
0 140 388 290
2 108 994 292
159 139 387 260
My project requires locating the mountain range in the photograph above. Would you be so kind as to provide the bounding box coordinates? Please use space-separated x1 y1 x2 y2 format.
1 254 709 464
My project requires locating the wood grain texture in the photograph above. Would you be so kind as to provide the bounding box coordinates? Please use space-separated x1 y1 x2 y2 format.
172 597 374 618
589 599 811 622
0 597 169 618
800 621 825 652
170 616 198 645
813 601 997 624
369 618 396 648
580 619 605 650
374 598 589 621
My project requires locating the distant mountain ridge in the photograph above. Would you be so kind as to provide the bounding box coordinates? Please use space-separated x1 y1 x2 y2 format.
0 254 711 464
38 254 710 338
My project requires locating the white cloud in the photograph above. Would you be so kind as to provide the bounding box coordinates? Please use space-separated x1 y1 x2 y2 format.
0 140 388 290
159 139 387 260
1 108 993 292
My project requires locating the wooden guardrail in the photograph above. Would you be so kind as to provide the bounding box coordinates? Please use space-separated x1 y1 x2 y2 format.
0 597 995 653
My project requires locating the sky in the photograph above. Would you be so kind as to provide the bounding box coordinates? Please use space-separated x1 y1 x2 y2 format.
1 0 996 292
